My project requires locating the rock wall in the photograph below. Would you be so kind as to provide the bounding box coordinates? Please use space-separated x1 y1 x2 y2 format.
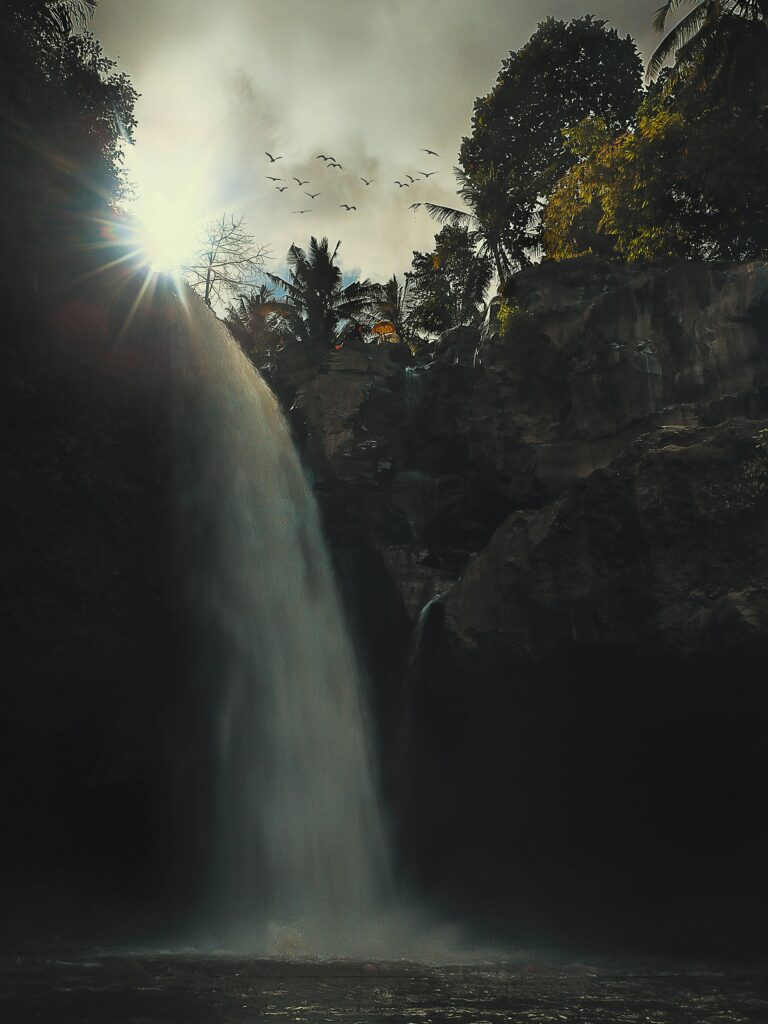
265 256 768 954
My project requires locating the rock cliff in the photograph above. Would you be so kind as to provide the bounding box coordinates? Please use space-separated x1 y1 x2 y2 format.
263 256 768 952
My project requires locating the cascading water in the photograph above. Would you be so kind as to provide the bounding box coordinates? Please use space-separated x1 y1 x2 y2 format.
169 292 392 955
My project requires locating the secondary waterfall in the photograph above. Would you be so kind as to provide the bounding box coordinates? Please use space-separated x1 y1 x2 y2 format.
169 291 392 955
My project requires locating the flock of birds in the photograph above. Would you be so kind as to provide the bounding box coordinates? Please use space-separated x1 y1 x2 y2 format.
263 148 441 214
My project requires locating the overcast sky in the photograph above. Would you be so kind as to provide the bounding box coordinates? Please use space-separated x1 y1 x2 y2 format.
93 0 661 285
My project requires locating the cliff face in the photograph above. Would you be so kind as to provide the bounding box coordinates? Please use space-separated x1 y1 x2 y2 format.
264 256 768 952
269 257 768 639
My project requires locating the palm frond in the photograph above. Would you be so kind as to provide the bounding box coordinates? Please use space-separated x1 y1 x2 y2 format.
424 203 474 226
653 0 701 33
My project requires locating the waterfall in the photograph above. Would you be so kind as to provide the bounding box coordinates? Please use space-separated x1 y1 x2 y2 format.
169 291 392 955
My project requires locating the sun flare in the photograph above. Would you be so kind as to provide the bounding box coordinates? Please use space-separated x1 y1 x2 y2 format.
130 193 199 274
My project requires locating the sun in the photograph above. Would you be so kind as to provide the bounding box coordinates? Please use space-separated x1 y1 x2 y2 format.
131 193 198 274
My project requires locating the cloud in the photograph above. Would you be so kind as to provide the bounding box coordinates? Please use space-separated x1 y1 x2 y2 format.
94 0 660 284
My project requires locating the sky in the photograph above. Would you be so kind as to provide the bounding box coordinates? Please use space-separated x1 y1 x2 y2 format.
93 0 661 287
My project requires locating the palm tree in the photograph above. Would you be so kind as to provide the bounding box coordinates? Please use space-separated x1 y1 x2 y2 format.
11 1 96 39
424 164 535 283
224 284 284 363
648 1 768 84
265 237 380 349
369 274 417 349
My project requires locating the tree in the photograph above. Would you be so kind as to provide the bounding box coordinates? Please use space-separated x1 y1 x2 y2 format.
648 1 768 97
542 87 768 263
266 237 379 349
224 284 284 363
369 274 418 350
457 16 643 268
425 164 531 281
0 0 138 299
408 225 493 336
185 214 269 308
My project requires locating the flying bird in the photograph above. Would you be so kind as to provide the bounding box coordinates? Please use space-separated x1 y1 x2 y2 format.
266 175 283 181
409 203 422 211
394 181 410 188
305 191 321 199
276 186 288 192
405 174 417 183
340 204 357 211
419 170 437 178
293 177 309 186
421 148 439 156
316 154 330 160
293 209 312 214
360 177 374 186
265 151 283 162
329 162 343 170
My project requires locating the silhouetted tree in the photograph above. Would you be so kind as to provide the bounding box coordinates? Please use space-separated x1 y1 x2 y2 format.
408 225 493 336
648 0 768 99
457 16 643 271
425 165 527 281
0 0 137 301
224 284 284 363
185 214 269 308
369 274 418 349
266 237 379 348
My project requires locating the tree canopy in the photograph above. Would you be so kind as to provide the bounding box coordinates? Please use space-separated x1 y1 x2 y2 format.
543 19 768 265
266 237 379 349
457 16 643 269
0 0 138 301
408 225 492 336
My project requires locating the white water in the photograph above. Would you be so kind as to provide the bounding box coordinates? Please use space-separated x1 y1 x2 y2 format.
169 292 393 955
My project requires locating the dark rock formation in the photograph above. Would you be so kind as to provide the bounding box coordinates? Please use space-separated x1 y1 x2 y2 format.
264 256 768 954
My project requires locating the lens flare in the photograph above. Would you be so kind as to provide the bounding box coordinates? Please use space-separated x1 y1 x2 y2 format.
131 195 198 274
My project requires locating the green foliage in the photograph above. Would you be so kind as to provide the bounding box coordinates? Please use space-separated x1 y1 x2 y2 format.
266 237 379 349
458 16 643 269
543 82 768 263
495 297 521 337
0 1 138 300
407 225 493 336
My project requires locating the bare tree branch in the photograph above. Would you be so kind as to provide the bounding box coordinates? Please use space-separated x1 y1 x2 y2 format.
183 213 270 308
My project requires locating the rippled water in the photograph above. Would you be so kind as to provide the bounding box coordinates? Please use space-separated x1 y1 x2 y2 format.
3 955 767 1023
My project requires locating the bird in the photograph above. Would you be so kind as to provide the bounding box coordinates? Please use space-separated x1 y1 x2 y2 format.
293 209 311 214
293 177 309 186
360 177 374 186
419 170 437 178
305 191 321 199
421 148 439 156
406 174 417 183
340 204 357 211
316 154 330 160
394 181 410 188
329 162 342 170
265 151 283 162
409 202 422 211
266 175 283 181
276 186 288 192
